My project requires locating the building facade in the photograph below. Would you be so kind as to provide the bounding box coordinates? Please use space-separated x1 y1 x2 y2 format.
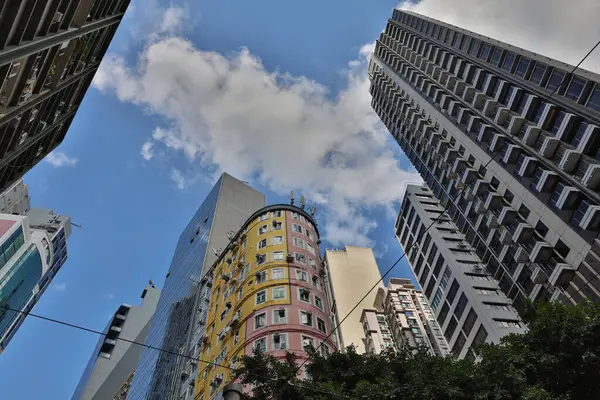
360 277 449 357
369 9 600 311
0 207 71 353
0 179 30 214
0 0 131 191
193 204 336 400
323 246 383 353
72 285 160 400
127 173 265 400
396 184 524 359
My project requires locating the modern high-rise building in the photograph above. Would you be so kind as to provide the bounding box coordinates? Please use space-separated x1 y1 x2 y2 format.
0 0 131 191
72 284 161 400
0 207 71 353
0 179 30 214
127 173 265 400
193 204 337 400
360 277 449 357
396 184 524 359
369 9 600 310
323 246 383 353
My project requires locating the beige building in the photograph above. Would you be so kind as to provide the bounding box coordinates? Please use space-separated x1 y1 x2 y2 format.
360 278 449 356
324 246 384 353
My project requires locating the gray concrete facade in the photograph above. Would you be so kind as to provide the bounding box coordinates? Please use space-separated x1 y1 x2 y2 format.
72 285 160 400
369 9 600 313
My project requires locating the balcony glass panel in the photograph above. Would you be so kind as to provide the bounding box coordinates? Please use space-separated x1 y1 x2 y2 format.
570 200 590 227
529 62 546 85
515 58 530 78
571 122 589 147
549 182 565 208
549 111 566 135
547 69 566 92
565 76 585 101
586 85 600 112
502 52 515 71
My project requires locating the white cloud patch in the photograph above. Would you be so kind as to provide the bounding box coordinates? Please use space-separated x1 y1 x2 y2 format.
103 292 115 300
52 283 67 291
125 1 192 42
170 168 189 190
44 151 78 167
140 141 154 160
93 38 422 246
397 0 600 73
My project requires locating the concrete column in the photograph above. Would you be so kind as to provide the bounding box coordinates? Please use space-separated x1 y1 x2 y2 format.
223 383 243 400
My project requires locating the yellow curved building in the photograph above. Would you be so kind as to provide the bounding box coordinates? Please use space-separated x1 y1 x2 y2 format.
194 204 336 399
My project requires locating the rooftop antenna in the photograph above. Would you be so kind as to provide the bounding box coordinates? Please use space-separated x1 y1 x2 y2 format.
72 222 82 228
290 190 295 206
308 205 317 216
300 195 305 209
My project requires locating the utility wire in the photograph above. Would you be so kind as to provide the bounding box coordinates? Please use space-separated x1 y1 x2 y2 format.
0 305 355 400
298 35 600 369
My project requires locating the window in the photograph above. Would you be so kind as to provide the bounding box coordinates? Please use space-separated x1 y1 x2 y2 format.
258 225 268 235
306 243 315 255
535 221 549 237
273 308 287 324
484 303 512 311
292 212 299 219
308 258 317 270
502 52 515 71
317 317 327 333
496 320 522 328
530 62 546 85
253 337 267 352
273 251 284 261
255 313 266 329
312 276 321 290
258 213 269 221
256 253 266 265
518 204 530 219
299 288 311 303
446 280 459 303
234 330 240 344
306 230 313 240
296 269 308 281
315 296 324 311
272 210 282 218
504 189 514 203
444 316 458 342
439 302 450 325
273 333 288 350
555 239 571 259
272 236 283 245
547 68 566 92
237 287 243 300
587 84 600 111
256 271 267 284
293 237 305 249
566 76 585 101
320 343 331 357
256 290 267 305
272 221 283 230
454 294 468 319
462 309 478 336
293 224 303 233
273 286 286 300
515 57 530 78
258 238 267 249
490 47 502 66
302 335 315 350
300 311 313 326
295 252 306 263
272 268 284 279
451 332 467 357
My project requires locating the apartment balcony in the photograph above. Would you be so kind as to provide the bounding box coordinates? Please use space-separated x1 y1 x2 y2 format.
486 212 499 228
571 200 600 231
500 143 521 165
547 256 576 286
581 163 600 190
460 168 478 189
514 245 530 263
494 106 510 126
477 124 494 143
530 168 558 194
498 226 513 245
463 86 475 103
513 221 533 242
473 179 489 197
447 75 457 92
521 236 553 263
436 139 450 154
574 123 600 153
444 148 458 164
523 125 541 146
454 80 466 97
540 136 559 158
457 107 472 124
497 206 517 225
474 198 487 214
472 92 486 110
558 149 581 173
530 264 549 284
483 98 498 117
484 191 503 210
515 154 537 178
439 70 449 86
488 132 505 153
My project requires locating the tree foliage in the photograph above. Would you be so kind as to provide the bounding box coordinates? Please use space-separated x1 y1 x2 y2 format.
235 301 600 400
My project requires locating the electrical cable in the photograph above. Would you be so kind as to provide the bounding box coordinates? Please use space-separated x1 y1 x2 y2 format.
0 305 356 400
297 35 600 368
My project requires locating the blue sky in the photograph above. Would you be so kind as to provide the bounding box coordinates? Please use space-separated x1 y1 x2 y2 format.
1 0 597 397
0 1 418 398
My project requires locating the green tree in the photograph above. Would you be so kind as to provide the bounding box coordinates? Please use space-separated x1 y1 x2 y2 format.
235 301 600 400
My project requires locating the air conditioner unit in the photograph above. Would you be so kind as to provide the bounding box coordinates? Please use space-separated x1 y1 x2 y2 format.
53 12 64 23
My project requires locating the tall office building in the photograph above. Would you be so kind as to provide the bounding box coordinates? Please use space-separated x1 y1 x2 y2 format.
0 207 71 353
369 9 600 310
360 277 449 357
127 173 265 400
396 184 524 359
0 0 131 191
0 179 30 214
193 204 336 400
72 284 160 400
323 246 383 353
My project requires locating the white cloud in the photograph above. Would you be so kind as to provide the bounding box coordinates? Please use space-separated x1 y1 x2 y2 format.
52 283 67 291
93 38 422 246
124 1 192 42
140 141 154 160
44 151 78 167
170 168 188 190
103 292 115 300
397 0 600 73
